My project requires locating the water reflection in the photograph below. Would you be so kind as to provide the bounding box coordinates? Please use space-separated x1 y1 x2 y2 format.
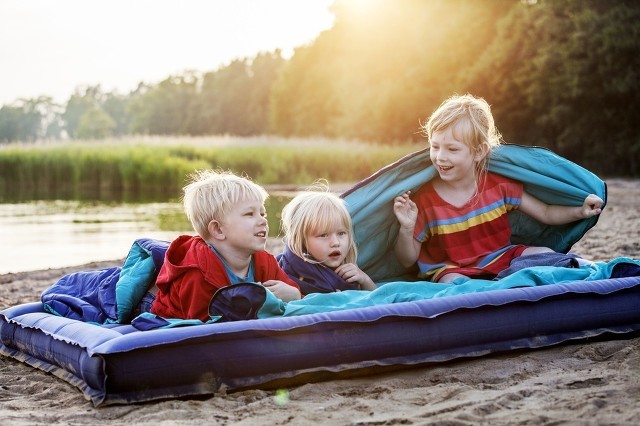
0 194 292 274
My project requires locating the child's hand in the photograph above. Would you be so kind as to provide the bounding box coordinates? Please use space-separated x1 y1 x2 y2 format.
393 191 418 229
262 280 302 301
581 194 604 218
335 263 377 291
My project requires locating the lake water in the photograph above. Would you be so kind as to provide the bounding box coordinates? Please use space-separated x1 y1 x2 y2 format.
0 195 292 274
0 201 187 274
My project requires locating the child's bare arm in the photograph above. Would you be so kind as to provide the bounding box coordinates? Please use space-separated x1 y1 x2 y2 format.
335 263 377 291
262 280 302 301
519 192 603 225
393 192 421 267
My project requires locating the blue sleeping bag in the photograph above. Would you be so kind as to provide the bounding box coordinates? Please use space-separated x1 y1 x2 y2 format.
341 144 606 283
41 238 169 323
170 144 615 325
40 144 608 326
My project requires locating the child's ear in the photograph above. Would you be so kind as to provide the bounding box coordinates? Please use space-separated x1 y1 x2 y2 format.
208 220 225 241
474 143 490 162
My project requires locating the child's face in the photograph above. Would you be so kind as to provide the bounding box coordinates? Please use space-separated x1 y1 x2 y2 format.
217 197 268 255
305 224 350 269
429 127 483 183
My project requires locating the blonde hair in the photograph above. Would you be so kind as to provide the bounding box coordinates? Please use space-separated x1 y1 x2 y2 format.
423 94 502 178
281 182 358 265
182 170 268 238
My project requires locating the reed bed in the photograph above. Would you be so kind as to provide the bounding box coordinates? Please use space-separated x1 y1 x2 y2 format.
0 136 420 201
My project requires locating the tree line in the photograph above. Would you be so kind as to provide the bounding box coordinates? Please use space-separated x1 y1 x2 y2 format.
1 0 638 176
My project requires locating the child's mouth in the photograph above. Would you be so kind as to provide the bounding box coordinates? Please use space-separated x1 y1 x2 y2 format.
255 231 267 238
329 250 341 259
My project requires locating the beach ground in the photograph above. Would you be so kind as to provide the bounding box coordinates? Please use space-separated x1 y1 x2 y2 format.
1 179 639 425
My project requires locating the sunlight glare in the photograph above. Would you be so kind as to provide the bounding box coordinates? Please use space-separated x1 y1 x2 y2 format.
339 0 388 21
0 0 336 104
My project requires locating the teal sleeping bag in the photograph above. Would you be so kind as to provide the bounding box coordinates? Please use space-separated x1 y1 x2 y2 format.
341 144 607 283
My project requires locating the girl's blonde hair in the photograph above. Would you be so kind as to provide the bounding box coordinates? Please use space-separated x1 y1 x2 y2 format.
423 94 502 178
281 182 358 265
182 170 268 238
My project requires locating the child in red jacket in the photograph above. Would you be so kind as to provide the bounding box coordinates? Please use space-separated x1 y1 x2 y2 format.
150 170 300 321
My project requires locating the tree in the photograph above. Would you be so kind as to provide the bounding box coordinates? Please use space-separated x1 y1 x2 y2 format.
63 86 103 138
102 92 130 136
0 106 23 142
269 0 512 142
463 0 640 175
127 73 198 135
75 107 116 139
0 96 59 142
243 51 286 134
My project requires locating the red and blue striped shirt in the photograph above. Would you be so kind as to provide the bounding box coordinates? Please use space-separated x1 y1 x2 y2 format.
412 172 526 281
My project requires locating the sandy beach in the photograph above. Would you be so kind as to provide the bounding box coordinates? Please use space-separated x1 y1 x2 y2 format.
1 179 639 425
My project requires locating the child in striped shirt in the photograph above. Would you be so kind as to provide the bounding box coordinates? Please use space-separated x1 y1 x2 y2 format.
393 94 603 283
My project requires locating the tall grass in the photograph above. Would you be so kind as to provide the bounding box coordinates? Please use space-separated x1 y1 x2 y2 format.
0 136 421 202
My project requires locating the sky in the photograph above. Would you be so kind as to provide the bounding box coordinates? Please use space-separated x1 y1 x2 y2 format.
0 0 335 106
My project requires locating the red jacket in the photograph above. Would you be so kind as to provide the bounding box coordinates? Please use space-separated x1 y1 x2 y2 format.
151 235 299 321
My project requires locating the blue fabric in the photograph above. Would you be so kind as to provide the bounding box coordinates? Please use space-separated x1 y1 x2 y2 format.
41 245 632 328
197 258 640 322
130 291 156 319
209 282 287 321
114 238 169 322
277 246 360 295
41 238 170 324
132 283 286 330
341 144 606 283
256 257 640 318
4 264 640 406
131 312 220 330
38 146 608 325
495 252 581 279
41 267 121 323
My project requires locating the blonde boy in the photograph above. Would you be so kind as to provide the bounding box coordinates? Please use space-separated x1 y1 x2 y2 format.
151 170 300 321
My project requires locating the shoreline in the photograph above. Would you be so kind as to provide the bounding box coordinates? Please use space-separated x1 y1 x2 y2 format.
0 244 283 282
0 178 636 278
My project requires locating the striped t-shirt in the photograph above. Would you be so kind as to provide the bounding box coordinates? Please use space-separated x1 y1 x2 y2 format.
412 172 525 281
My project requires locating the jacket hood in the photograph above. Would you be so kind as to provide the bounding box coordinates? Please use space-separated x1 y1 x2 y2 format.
156 235 227 293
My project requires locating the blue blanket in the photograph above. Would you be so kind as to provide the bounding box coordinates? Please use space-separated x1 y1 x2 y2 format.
42 242 640 329
201 257 640 322
276 246 359 294
341 144 606 282
41 238 169 323
41 145 611 326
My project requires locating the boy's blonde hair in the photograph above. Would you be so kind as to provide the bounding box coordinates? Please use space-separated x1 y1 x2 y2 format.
182 170 268 238
281 183 358 265
423 94 502 176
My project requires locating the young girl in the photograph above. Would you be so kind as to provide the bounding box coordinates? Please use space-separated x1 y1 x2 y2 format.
278 184 377 295
393 94 604 283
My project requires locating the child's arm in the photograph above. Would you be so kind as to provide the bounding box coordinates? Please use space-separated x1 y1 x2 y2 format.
262 280 302 301
335 263 377 291
519 192 603 225
393 192 422 267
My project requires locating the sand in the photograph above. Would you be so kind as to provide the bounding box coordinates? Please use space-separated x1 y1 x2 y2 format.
1 179 639 425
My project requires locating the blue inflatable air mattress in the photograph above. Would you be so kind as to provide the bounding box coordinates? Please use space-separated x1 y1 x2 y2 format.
2 144 639 406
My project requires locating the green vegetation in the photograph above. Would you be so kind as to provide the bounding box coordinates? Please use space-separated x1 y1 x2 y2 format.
0 137 418 202
1 0 638 176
